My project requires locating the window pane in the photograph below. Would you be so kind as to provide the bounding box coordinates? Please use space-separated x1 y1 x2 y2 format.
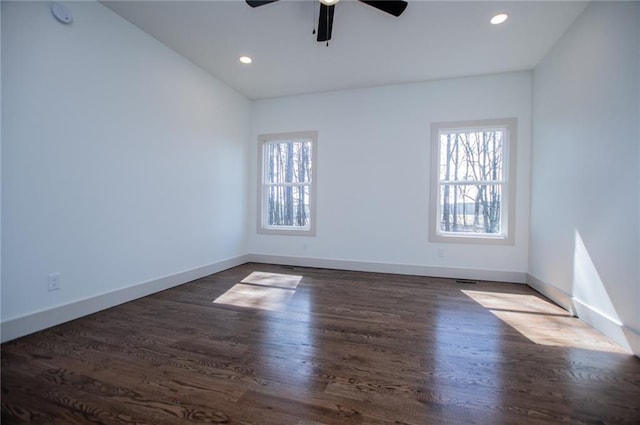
439 130 504 182
439 184 502 234
267 185 310 228
265 140 312 184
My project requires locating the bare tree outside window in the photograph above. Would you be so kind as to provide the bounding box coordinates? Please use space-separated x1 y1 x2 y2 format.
258 131 317 236
430 119 516 244
265 140 312 227
439 129 504 234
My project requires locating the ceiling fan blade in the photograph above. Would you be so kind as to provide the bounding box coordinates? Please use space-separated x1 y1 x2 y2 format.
317 4 335 42
246 0 279 8
359 0 407 17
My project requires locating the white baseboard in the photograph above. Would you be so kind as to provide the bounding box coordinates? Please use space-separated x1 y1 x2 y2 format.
627 327 640 357
572 298 639 355
526 273 575 314
6 256 637 357
247 253 527 283
527 273 639 357
1 254 250 343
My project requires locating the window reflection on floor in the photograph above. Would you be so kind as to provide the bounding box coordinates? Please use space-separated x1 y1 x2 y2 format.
214 270 315 392
213 271 302 311
462 289 627 354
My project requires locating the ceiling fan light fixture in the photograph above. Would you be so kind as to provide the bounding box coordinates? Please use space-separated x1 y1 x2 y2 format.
319 0 340 6
490 13 509 25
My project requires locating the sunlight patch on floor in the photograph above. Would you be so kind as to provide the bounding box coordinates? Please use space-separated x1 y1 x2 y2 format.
241 271 303 289
213 271 302 311
462 289 627 354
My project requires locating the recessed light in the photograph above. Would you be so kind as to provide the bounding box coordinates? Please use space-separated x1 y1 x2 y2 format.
490 13 508 25
239 56 252 64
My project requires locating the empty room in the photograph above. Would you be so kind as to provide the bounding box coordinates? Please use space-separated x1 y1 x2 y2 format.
1 0 639 424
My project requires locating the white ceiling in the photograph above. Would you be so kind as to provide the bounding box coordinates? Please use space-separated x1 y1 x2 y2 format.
102 0 588 99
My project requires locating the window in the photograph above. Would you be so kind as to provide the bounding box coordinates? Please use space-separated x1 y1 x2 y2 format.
430 118 517 244
257 131 317 236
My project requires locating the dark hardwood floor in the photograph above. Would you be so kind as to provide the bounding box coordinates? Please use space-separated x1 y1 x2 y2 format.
2 263 639 424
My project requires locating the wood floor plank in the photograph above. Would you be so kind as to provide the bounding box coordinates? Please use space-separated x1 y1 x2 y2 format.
3 263 639 424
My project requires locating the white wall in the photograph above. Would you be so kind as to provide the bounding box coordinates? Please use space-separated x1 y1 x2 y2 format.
1 1 250 340
0 3 3 324
249 72 532 282
530 1 640 353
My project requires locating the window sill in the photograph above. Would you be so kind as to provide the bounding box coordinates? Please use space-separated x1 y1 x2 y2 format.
429 232 514 245
257 227 316 237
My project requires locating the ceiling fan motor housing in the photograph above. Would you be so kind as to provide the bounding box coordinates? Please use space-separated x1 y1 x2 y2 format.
246 0 408 42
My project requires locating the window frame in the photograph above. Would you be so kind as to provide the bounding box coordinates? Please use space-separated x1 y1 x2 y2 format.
257 131 317 236
429 118 517 245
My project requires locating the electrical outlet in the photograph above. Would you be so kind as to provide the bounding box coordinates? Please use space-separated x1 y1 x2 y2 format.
438 248 446 258
48 273 61 291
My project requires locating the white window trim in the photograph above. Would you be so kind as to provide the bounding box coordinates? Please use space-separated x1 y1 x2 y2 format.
429 118 517 245
257 131 318 236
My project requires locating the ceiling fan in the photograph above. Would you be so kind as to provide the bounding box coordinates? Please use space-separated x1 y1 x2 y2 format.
246 0 408 43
